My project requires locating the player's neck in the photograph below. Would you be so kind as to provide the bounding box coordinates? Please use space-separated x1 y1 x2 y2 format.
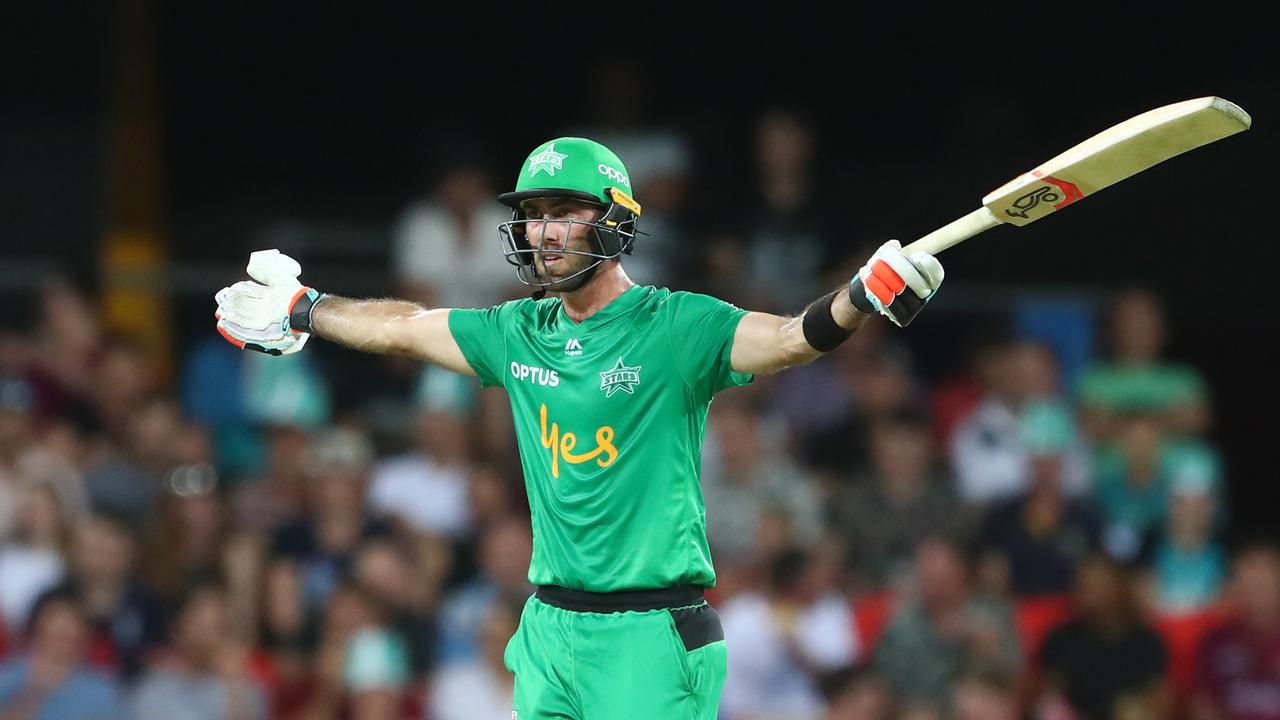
559 263 634 324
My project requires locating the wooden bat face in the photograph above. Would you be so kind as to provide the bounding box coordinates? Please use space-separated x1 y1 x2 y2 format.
980 97 1250 228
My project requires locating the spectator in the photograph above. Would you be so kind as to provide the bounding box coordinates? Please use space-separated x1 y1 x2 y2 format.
179 332 252 474
88 338 162 446
976 403 1104 596
241 350 332 448
0 372 39 539
721 546 860 719
701 398 822 569
1094 410 1175 561
819 663 894 720
391 150 517 309
950 340 1091 505
464 461 520 533
130 582 268 720
739 108 831 313
366 373 475 539
1096 415 1226 566
255 560 314 718
351 539 434 675
0 482 72 633
141 463 229 612
835 408 965 591
780 336 925 477
428 597 519 720
930 325 1011 451
1191 541 1280 720
80 393 180 527
38 513 166 681
436 515 533 665
0 373 89 541
952 666 1019 720
1141 455 1228 615
874 536 1020 715
21 277 104 424
1035 553 1169 720
1078 288 1209 440
0 591 124 719
230 422 311 535
270 428 388 616
297 581 410 720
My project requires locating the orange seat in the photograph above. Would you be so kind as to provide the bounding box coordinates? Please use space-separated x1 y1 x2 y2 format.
1154 607 1228 695
1015 595 1075 661
853 591 898 652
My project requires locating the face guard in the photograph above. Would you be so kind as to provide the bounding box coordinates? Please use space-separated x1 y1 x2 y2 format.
497 187 642 290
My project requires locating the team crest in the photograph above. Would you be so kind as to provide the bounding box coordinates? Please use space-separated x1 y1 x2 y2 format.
528 143 568 177
599 357 641 397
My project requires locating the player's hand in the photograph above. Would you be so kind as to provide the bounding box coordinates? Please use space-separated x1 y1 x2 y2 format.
214 249 322 355
848 240 944 327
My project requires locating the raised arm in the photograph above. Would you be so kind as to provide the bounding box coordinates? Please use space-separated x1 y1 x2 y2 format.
731 240 945 374
214 249 474 376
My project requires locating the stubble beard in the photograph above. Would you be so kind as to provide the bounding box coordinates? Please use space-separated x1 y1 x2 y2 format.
538 254 599 293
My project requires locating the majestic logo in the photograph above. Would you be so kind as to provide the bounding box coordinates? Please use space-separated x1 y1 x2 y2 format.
564 338 583 357
599 357 641 397
1005 176 1084 218
540 403 618 479
597 163 631 188
528 143 568 177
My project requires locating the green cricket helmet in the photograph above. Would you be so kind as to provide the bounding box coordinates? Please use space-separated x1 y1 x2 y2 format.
497 137 643 289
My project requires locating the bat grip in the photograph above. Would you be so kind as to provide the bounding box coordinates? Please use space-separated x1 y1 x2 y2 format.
901 208 1001 257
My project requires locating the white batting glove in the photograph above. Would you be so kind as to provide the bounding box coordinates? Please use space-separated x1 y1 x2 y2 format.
848 240 945 327
214 249 325 355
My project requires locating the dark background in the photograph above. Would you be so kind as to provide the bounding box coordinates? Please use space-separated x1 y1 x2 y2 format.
1 3 1273 531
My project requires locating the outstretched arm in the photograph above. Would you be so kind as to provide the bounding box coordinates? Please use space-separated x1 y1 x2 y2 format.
730 292 867 374
730 240 945 374
308 296 473 375
214 249 474 376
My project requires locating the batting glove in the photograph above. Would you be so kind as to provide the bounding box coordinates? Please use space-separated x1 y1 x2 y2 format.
214 249 326 355
848 240 945 327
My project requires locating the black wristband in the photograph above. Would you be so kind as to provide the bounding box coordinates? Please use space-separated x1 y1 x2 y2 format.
847 276 877 314
801 291 855 353
289 288 327 334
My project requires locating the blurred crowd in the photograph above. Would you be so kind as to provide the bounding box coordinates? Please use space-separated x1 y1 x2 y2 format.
1 110 1276 720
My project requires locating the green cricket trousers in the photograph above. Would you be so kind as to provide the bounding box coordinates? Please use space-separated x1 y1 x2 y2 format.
504 584 728 719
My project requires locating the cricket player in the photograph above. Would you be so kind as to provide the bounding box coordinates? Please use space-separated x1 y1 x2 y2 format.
214 138 945 719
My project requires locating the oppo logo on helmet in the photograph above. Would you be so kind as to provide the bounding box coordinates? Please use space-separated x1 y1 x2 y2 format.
598 164 630 188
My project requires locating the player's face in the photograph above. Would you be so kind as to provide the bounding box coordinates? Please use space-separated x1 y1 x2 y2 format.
520 198 605 290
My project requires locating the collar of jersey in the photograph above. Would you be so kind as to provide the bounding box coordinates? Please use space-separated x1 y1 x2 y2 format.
555 284 649 328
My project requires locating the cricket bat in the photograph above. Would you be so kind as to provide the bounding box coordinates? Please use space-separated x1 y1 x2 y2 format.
901 96 1251 257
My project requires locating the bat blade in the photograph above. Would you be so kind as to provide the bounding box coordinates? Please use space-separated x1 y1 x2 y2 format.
983 97 1250 226
902 97 1251 257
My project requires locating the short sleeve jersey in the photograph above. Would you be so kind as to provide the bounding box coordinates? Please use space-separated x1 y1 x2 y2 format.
448 285 751 591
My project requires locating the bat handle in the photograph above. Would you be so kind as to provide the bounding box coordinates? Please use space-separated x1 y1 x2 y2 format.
901 208 1001 257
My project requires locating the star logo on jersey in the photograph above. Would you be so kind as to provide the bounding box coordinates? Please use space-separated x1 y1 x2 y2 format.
564 337 583 357
599 357 641 397
527 143 567 177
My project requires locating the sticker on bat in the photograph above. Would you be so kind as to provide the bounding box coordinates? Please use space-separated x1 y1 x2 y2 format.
1006 186 1061 218
1004 177 1083 218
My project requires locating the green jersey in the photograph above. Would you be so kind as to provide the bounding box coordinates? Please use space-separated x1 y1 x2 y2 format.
448 285 752 592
